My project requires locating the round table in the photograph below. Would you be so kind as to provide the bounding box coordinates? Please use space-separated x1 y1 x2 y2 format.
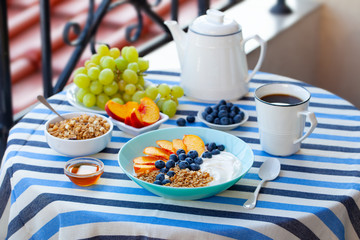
1 71 360 240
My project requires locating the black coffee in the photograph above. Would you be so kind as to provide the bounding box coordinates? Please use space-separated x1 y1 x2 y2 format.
260 94 302 105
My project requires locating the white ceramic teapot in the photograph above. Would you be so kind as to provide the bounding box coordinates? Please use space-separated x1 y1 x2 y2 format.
164 9 266 101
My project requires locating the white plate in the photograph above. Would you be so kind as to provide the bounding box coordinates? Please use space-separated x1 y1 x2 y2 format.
66 83 106 114
197 107 249 131
110 112 169 136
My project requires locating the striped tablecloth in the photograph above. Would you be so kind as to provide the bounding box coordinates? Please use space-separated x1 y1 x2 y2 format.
1 71 360 240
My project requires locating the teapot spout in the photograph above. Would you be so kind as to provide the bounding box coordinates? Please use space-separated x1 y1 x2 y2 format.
164 20 187 68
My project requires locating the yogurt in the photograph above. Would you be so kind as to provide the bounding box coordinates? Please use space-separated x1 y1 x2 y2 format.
201 151 241 186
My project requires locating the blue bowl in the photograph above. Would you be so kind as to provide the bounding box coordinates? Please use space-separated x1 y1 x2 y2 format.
118 127 254 200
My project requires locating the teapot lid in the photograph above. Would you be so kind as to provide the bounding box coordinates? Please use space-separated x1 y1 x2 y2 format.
190 9 241 36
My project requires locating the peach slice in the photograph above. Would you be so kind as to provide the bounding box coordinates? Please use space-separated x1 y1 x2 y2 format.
133 156 167 165
105 100 139 122
183 134 206 156
138 97 160 126
134 164 157 174
124 115 132 126
143 146 170 160
156 140 175 154
172 139 187 153
130 109 144 128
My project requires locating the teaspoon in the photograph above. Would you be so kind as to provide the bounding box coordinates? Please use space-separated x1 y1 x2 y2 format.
243 158 281 209
37 95 66 120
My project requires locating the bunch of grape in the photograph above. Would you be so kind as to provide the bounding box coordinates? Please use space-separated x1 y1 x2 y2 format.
73 45 149 109
73 44 184 117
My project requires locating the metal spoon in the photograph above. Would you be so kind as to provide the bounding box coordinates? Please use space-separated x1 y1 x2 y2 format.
243 158 281 209
37 95 65 120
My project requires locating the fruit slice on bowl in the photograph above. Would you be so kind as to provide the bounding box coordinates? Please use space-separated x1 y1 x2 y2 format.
133 164 157 175
172 139 187 153
133 156 167 165
143 147 171 160
183 134 206 156
156 140 175 154
138 97 160 126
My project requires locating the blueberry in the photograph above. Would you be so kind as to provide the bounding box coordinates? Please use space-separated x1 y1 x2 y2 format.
190 163 201 171
166 160 175 168
185 157 194 164
220 117 230 125
211 149 221 155
239 111 245 119
231 105 240 114
155 173 165 181
214 118 220 124
233 114 244 123
213 104 220 110
226 102 233 108
217 144 225 151
229 110 237 118
219 105 227 111
167 170 175 177
202 151 212 158
169 154 178 162
153 180 162 185
162 179 171 185
194 157 203 165
201 111 208 119
207 142 217 151
211 110 219 118
205 106 213 114
179 161 189 169
178 153 187 161
186 115 195 123
159 167 169 173
155 160 165 169
187 150 198 159
176 118 186 126
176 149 186 155
228 118 234 125
218 110 228 118
205 114 214 123
219 99 227 105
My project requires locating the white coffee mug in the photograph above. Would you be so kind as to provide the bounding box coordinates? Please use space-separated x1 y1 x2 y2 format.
254 83 318 156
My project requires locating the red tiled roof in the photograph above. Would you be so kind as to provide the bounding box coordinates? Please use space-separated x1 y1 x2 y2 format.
8 0 224 114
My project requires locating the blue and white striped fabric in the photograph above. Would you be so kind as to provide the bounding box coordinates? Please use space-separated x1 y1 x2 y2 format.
1 71 360 240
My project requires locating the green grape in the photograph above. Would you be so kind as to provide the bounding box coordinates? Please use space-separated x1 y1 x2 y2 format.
156 98 166 110
137 75 145 86
86 62 97 70
74 73 90 89
104 81 118 96
127 62 139 72
88 67 100 81
111 93 122 99
83 93 96 107
118 80 126 91
122 93 132 102
84 60 91 68
125 83 136 95
171 96 179 106
121 46 129 58
122 69 138 84
76 88 89 102
100 56 116 71
97 44 110 56
145 85 158 100
125 46 138 63
109 47 120 59
89 81 103 95
111 97 124 105
132 90 146 103
97 93 110 109
115 57 128 72
90 53 101 65
74 67 87 76
171 85 184 98
137 57 149 72
161 99 177 117
99 69 114 85
158 83 171 97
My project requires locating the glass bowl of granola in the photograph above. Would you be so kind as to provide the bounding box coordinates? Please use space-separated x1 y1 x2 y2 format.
45 112 113 157
118 127 254 200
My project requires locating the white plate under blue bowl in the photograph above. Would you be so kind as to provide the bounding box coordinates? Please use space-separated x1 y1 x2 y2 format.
118 127 254 200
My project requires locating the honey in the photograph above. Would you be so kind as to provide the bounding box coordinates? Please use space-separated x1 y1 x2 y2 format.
64 157 104 187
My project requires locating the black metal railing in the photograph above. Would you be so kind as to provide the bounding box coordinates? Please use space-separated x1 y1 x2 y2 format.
0 0 245 160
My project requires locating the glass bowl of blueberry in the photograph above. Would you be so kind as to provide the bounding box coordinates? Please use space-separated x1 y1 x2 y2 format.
197 99 249 131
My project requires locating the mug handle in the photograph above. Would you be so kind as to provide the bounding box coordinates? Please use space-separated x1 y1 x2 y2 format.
294 111 318 144
243 35 267 83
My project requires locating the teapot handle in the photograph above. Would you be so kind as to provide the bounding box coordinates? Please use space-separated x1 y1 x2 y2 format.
243 35 267 83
